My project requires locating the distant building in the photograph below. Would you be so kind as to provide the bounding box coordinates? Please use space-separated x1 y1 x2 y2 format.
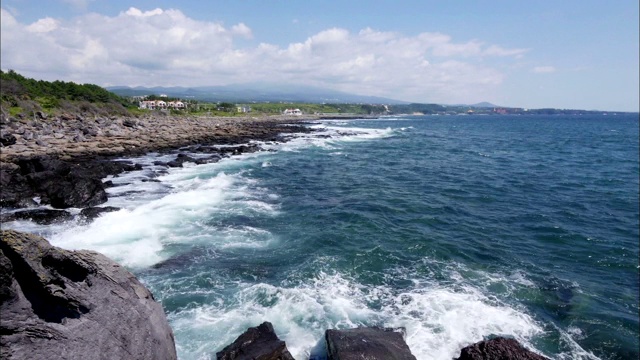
283 108 302 115
167 101 186 109
139 100 156 109
139 100 177 110
237 106 251 113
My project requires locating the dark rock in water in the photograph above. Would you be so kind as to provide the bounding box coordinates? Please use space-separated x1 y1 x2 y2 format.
30 171 108 209
79 206 120 221
0 230 177 360
216 321 294 360
6 157 143 209
0 168 38 208
166 160 182 168
166 153 198 168
1 209 73 225
455 337 549 360
1 133 17 146
325 327 416 360
195 154 222 165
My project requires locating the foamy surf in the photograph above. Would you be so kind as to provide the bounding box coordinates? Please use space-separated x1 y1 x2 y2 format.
4 115 633 359
41 168 279 268
160 271 545 360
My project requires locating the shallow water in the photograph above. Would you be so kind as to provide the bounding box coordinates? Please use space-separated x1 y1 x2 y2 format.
5 114 639 359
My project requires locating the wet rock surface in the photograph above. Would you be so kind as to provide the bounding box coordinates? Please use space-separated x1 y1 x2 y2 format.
78 206 121 221
454 337 549 360
325 327 417 360
0 209 73 225
0 156 138 209
216 321 294 360
0 230 177 360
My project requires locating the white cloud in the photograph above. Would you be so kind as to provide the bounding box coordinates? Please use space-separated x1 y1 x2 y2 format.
26 17 59 33
0 7 530 103
231 23 253 39
124 7 164 17
483 45 529 57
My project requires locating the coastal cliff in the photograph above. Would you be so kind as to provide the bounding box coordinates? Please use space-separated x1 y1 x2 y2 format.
0 230 177 360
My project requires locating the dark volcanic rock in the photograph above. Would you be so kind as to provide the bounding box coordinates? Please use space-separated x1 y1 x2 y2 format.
1 133 17 146
455 337 549 360
1 209 73 225
34 172 108 209
79 206 120 221
325 327 416 360
166 153 198 168
4 157 143 209
0 168 37 208
0 230 177 360
216 321 294 360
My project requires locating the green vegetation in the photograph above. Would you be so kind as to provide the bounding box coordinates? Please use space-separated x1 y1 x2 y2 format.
0 70 130 117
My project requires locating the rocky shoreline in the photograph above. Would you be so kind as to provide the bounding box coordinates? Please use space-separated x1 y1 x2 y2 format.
0 112 319 162
0 112 317 212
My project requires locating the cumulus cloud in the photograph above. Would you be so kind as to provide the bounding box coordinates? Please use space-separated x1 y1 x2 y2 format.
532 66 556 73
0 7 530 103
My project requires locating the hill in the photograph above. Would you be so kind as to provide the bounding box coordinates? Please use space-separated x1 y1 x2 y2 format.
0 70 129 116
107 83 408 105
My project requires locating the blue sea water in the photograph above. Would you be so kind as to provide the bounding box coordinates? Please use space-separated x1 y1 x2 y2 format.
6 114 639 359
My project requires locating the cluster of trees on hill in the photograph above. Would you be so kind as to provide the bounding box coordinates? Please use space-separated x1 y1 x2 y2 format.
0 70 132 117
0 70 126 106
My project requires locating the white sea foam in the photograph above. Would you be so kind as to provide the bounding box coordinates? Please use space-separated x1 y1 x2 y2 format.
261 122 398 153
42 169 278 268
166 271 546 360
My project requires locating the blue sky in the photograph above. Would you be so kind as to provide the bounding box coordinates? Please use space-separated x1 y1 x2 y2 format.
1 0 638 111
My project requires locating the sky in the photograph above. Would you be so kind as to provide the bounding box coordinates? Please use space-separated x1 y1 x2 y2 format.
1 1 638 111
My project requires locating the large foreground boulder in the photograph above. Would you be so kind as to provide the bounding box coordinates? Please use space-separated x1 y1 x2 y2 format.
216 321 294 360
0 230 177 360
455 337 549 360
325 327 417 360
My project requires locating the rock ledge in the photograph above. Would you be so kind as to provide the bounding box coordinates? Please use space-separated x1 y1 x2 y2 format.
0 230 177 360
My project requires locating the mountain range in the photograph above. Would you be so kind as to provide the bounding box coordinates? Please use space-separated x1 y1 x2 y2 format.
107 83 505 109
106 83 410 105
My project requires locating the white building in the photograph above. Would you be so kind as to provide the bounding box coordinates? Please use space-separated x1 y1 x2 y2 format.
283 108 302 115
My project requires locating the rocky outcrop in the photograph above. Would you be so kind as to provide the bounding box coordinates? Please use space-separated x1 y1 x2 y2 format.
78 206 120 221
0 209 73 225
454 337 549 360
325 327 417 360
0 156 140 209
0 114 314 163
0 230 177 360
216 321 294 360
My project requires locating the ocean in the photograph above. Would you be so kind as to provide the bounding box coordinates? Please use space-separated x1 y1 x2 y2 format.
4 114 639 360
